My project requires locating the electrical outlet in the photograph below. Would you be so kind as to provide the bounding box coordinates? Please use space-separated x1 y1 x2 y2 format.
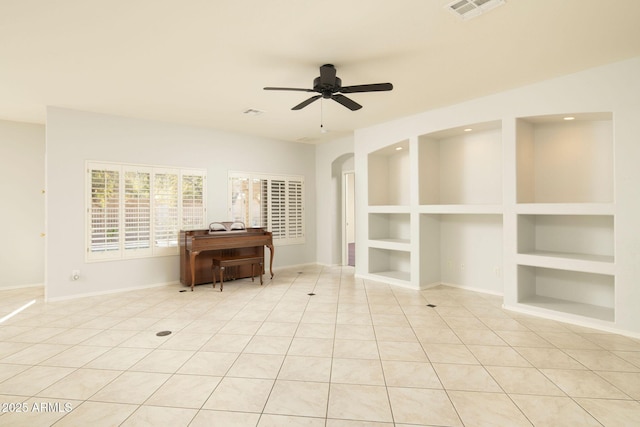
494 267 502 277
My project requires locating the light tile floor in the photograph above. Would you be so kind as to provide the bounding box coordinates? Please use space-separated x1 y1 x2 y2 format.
1 265 640 426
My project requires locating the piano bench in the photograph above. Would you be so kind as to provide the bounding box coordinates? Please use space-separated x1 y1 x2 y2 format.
211 255 264 292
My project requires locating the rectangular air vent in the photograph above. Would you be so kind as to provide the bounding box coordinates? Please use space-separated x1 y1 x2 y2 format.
445 0 505 20
243 108 265 116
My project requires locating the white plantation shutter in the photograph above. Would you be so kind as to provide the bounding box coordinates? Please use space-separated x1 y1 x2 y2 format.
287 179 304 241
228 172 305 245
87 162 206 261
181 171 206 230
269 179 286 239
123 167 151 255
153 170 179 254
89 165 121 259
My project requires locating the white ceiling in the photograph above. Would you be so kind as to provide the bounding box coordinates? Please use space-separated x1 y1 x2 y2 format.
2 0 640 143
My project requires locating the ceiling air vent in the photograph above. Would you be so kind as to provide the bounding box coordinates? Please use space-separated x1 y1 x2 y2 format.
295 136 316 143
445 0 505 20
243 108 265 116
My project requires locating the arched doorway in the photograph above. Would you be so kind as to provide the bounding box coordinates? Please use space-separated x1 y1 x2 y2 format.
331 153 354 266
343 171 355 266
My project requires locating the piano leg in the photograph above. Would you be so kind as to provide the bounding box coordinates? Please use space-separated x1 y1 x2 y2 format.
189 250 200 291
267 244 275 278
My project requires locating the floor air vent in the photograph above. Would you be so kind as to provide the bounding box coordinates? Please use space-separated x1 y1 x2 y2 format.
445 0 505 20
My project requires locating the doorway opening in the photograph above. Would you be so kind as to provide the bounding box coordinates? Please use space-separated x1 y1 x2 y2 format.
343 171 355 266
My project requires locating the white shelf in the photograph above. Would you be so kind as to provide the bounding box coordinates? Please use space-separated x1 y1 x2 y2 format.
368 212 411 249
367 270 411 282
419 204 503 214
516 252 614 275
368 239 411 251
516 203 614 215
368 247 411 285
517 213 614 276
517 264 615 323
368 205 411 213
516 296 614 322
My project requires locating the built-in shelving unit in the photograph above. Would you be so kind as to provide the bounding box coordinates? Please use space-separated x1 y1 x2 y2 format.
365 140 412 285
361 112 618 328
417 121 504 293
364 121 504 293
513 113 615 323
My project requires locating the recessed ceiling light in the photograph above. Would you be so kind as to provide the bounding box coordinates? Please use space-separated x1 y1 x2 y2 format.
464 128 473 132
563 116 575 121
395 146 403 151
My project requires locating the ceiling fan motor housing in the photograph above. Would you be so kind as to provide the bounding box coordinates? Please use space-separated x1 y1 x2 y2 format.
314 76 342 98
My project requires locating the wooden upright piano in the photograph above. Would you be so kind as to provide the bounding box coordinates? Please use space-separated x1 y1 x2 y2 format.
179 227 274 290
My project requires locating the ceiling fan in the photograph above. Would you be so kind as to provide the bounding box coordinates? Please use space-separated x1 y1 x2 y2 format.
264 64 393 111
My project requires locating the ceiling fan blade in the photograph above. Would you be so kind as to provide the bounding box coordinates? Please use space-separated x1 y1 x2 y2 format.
340 83 393 93
332 94 362 111
319 64 337 87
264 87 315 92
292 95 322 110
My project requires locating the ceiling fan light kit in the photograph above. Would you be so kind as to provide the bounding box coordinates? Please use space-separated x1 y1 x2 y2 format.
264 64 393 111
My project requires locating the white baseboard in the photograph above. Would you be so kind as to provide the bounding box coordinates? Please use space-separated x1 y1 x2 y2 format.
272 262 322 272
503 303 640 340
45 263 331 302
420 281 442 290
0 283 44 291
45 281 179 302
439 281 504 297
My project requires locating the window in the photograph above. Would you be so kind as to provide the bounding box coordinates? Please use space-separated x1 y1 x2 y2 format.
229 172 305 245
87 162 206 261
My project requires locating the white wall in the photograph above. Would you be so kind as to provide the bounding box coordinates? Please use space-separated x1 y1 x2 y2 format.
439 214 503 295
46 107 316 300
0 120 45 289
